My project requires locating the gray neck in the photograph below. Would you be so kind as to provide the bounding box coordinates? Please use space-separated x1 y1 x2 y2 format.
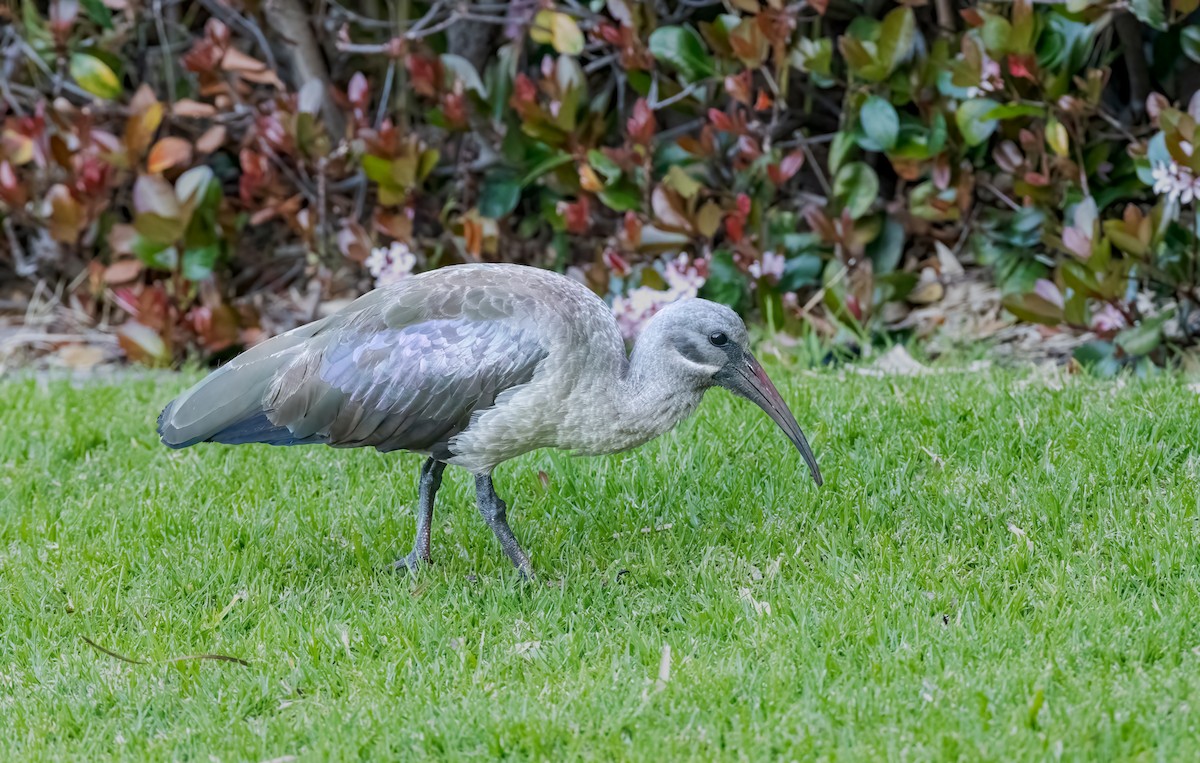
589 335 707 455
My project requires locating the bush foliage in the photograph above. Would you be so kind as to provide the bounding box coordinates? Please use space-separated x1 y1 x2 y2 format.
0 0 1198 369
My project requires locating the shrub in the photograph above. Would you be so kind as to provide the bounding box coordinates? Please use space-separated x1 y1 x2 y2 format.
0 0 1197 369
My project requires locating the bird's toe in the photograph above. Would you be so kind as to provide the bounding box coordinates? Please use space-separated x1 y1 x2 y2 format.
390 551 429 574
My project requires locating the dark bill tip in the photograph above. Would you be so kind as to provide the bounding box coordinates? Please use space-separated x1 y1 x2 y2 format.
714 352 823 486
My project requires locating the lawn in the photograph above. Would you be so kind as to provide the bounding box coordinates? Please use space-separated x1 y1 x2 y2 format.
2 364 1200 760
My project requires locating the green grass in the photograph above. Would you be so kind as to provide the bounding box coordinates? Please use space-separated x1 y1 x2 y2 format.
3 366 1200 760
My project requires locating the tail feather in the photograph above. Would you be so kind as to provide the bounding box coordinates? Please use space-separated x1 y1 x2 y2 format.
157 323 325 449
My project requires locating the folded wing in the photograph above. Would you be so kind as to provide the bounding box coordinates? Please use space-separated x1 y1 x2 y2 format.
158 283 549 458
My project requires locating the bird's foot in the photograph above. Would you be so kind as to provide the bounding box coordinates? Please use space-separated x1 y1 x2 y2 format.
390 551 430 574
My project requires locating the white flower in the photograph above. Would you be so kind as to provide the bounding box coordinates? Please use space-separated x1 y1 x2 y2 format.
961 51 1004 99
663 253 706 293
748 251 785 282
1090 303 1126 333
611 254 708 341
365 241 417 286
1151 161 1198 206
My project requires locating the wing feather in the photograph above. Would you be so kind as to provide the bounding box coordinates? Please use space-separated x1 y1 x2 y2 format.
264 314 548 456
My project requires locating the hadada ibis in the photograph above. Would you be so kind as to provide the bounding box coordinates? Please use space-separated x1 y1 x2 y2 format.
157 263 822 577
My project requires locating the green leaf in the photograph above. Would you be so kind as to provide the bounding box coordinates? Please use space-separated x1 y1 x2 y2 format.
520 152 574 186
587 150 622 182
598 181 641 212
956 99 1001 147
980 13 1013 55
866 216 905 274
1129 0 1167 31
440 54 487 96
479 172 522 219
1074 340 1121 377
648 26 715 81
700 250 747 309
663 165 701 198
1183 26 1200 64
828 131 857 176
833 162 879 220
1002 285 1063 325
417 149 440 181
530 10 585 55
777 254 823 292
876 7 916 78
982 103 1045 121
81 0 114 29
128 234 173 267
361 155 394 187
1116 313 1171 357
183 244 220 282
69 53 121 100
858 96 900 152
134 213 185 246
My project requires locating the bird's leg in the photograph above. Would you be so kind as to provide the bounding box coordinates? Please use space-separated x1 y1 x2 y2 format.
392 458 445 572
474 473 534 579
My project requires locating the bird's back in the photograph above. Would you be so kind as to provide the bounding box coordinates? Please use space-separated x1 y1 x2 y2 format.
157 264 625 470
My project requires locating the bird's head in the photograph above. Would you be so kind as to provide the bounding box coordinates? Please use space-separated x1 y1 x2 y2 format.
643 299 823 486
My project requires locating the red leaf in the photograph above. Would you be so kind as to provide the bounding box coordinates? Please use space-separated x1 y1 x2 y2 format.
736 193 751 216
443 91 469 130
753 90 773 112
558 196 591 234
845 294 863 321
623 211 642 246
598 23 623 46
511 73 539 119
771 150 805 184
708 108 734 133
959 9 984 26
724 72 752 105
627 98 656 146
726 213 744 243
147 137 193 174
603 248 631 277
1007 54 1036 81
406 54 441 98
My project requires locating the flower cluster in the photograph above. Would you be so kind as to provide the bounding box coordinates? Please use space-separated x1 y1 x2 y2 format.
748 251 785 282
611 255 707 341
365 241 417 287
1151 160 1200 206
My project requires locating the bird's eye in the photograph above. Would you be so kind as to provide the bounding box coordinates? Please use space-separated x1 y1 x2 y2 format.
709 331 729 347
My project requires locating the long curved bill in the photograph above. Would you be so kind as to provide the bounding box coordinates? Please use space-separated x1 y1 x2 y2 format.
715 352 823 486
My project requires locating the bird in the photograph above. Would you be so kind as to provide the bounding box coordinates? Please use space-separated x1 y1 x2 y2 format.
157 263 822 578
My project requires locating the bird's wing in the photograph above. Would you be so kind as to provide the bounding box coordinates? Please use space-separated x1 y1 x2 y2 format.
262 298 549 457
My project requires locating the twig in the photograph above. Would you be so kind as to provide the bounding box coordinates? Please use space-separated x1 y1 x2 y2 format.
653 118 705 146
801 143 831 197
326 0 394 28
648 81 702 111
13 37 96 103
799 263 850 316
81 635 251 667
0 29 26 116
153 0 178 107
982 181 1022 212
375 59 396 129
776 132 838 148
